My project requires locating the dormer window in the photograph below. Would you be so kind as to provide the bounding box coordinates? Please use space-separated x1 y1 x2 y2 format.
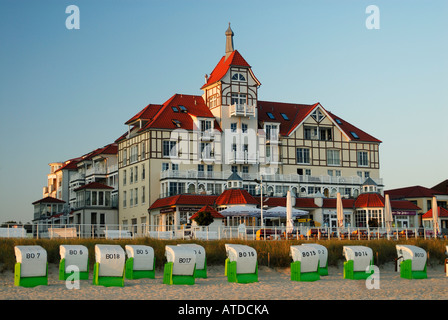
172 119 181 128
265 124 279 141
266 112 275 120
231 73 246 82
200 119 212 132
178 105 187 113
350 131 360 139
171 106 179 113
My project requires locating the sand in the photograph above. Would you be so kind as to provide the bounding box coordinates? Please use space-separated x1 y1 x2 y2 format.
1 262 447 301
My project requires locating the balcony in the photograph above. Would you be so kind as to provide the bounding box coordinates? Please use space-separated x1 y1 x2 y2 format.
200 131 215 141
229 103 256 117
227 151 258 164
265 155 282 165
160 169 383 186
86 166 107 177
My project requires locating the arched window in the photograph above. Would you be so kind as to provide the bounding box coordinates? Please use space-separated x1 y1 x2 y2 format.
187 184 196 194
232 73 246 81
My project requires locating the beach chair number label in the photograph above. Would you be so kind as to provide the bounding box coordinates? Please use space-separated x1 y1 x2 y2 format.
68 250 83 255
136 249 149 255
414 252 424 258
355 251 368 257
178 258 192 264
302 251 317 258
238 251 255 258
105 253 121 259
25 253 41 259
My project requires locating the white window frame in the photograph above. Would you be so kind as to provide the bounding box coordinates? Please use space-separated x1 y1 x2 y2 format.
296 148 311 164
327 150 341 166
357 151 369 167
163 140 177 158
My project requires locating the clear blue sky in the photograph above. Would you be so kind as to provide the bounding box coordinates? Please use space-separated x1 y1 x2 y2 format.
0 0 447 223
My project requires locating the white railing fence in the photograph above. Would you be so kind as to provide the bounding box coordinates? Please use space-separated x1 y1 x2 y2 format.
2 223 443 240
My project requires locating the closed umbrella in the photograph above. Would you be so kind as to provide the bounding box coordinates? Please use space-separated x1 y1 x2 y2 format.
286 191 294 234
384 194 393 240
432 197 440 238
336 192 344 228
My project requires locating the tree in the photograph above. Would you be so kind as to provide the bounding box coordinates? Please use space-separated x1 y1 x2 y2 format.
193 211 214 226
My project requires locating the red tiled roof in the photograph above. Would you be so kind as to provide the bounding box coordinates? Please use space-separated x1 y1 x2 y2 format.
132 94 222 133
257 101 381 143
55 157 83 173
149 194 218 210
327 111 382 143
83 143 118 161
215 189 258 206
201 50 256 89
115 131 128 143
125 104 163 125
355 193 385 208
322 198 356 209
257 101 318 136
385 185 443 199
295 198 320 208
189 205 224 220
390 200 421 211
74 182 114 192
431 179 448 194
422 207 448 219
253 196 319 209
32 196 66 205
254 196 286 207
354 193 420 210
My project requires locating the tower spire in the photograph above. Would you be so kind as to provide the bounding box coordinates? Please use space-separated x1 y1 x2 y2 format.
225 23 234 60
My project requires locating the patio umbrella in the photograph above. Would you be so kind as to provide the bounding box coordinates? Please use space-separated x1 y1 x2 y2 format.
220 206 260 217
286 190 294 234
265 206 307 217
384 194 393 240
336 192 344 228
432 197 440 237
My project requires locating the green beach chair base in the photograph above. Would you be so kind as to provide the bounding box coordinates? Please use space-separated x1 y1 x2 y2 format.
343 260 374 280
318 265 329 276
290 261 320 282
400 260 427 279
14 263 48 288
194 268 207 279
163 262 195 285
125 257 156 280
92 262 125 287
225 258 258 284
193 256 207 278
59 258 89 281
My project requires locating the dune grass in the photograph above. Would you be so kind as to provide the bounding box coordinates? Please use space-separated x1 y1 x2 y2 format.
1 237 447 272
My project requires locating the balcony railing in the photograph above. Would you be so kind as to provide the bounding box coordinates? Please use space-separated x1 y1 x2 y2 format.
85 164 118 177
229 103 256 117
22 223 443 240
227 151 258 164
160 169 383 186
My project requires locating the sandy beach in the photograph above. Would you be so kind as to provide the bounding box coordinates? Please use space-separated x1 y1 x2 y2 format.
1 262 447 301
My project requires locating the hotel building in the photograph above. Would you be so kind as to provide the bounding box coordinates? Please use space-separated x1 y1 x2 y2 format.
117 25 387 233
